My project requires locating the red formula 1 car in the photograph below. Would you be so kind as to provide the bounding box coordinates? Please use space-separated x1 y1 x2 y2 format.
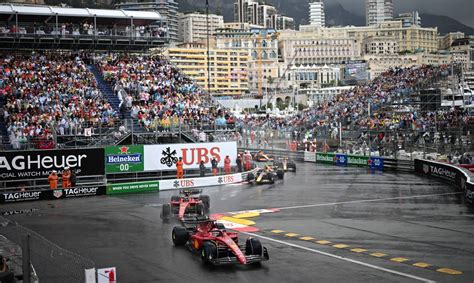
172 216 269 266
161 189 210 220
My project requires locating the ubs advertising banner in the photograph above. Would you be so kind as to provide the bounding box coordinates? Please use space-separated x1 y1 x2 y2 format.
144 142 237 171
160 173 243 191
105 145 144 173
0 148 104 181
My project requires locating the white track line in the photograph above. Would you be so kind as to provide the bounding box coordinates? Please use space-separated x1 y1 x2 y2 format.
244 232 435 283
276 192 462 211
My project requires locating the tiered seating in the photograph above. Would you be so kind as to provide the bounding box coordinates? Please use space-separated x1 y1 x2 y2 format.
0 54 117 149
97 54 234 133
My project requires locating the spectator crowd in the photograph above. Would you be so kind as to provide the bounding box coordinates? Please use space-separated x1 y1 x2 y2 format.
0 53 117 149
97 54 235 134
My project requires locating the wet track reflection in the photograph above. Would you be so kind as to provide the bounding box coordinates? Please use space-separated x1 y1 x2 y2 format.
3 162 474 282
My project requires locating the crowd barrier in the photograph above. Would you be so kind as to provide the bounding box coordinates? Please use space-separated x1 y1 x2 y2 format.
106 172 245 195
0 185 106 204
414 159 473 204
303 151 473 204
305 151 385 170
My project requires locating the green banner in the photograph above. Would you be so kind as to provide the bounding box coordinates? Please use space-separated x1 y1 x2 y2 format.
347 155 369 167
316 152 335 164
105 145 144 173
106 180 159 195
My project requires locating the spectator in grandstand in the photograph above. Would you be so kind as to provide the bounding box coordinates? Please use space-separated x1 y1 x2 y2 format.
96 54 233 134
198 131 207 142
62 167 71 189
211 157 218 176
224 155 231 175
48 170 58 189
176 157 184 179
199 161 206 177
1 53 117 148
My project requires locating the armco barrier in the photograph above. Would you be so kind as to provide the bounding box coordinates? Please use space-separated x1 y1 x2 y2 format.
415 159 473 204
104 171 249 195
0 185 106 204
159 173 243 191
307 152 385 171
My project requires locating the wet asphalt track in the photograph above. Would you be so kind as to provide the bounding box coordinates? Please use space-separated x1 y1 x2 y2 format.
2 162 474 282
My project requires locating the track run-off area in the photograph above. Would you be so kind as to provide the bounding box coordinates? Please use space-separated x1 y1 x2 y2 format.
2 162 474 282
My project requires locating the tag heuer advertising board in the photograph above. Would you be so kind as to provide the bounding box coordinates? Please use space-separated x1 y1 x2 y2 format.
105 145 144 173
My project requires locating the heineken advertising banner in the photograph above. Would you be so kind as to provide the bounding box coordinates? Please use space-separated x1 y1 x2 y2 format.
347 154 369 167
106 180 159 195
315 152 335 164
105 145 144 173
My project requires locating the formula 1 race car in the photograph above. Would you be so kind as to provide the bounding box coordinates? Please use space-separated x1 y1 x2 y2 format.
161 189 210 220
253 151 274 162
172 216 269 266
273 157 296 172
246 167 284 184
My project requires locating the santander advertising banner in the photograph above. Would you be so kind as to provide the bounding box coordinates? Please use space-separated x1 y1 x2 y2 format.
144 142 237 171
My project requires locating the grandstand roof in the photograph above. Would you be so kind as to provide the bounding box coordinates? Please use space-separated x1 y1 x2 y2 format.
0 4 163 20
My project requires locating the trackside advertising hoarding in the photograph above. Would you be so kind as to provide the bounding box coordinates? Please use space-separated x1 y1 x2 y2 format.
160 173 243 191
304 151 316 163
144 142 237 171
105 145 144 173
0 148 104 181
347 155 369 167
415 159 473 204
315 152 335 164
0 185 106 204
106 181 159 195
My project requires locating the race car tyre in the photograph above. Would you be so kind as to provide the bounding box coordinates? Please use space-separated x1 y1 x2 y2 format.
171 196 180 202
201 241 218 264
215 222 226 230
245 237 263 256
274 162 283 169
247 172 255 182
161 204 171 219
196 203 205 216
268 174 275 184
276 169 284 179
172 226 189 246
289 163 296 171
199 195 210 209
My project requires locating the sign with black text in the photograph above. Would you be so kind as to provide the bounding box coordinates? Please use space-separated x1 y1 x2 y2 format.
0 148 104 181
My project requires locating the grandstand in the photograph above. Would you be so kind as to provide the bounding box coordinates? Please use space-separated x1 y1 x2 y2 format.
0 4 168 51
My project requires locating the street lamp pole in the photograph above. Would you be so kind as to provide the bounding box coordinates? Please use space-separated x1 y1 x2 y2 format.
206 0 211 96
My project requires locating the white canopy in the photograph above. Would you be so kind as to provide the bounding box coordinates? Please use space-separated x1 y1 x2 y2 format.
0 4 163 21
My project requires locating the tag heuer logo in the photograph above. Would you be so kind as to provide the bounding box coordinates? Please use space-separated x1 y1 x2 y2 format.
53 190 63 199
423 164 429 174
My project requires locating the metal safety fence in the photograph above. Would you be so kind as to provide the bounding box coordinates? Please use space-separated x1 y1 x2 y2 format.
0 216 95 283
